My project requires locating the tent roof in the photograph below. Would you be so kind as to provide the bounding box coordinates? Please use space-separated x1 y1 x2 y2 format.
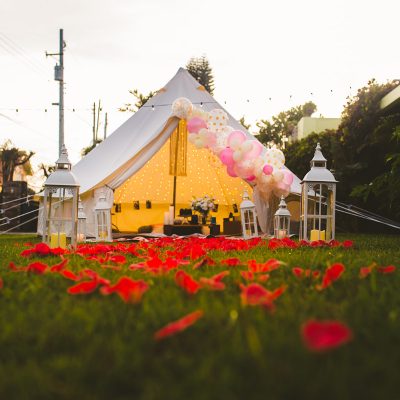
72 67 301 195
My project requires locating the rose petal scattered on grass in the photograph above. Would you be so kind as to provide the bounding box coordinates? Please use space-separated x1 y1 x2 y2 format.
221 258 242 266
27 262 48 274
67 280 99 295
301 320 352 352
175 270 200 294
317 263 345 290
60 269 80 281
378 265 396 274
154 310 204 340
101 276 149 303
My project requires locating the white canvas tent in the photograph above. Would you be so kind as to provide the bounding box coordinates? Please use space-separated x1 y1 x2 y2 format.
39 68 301 236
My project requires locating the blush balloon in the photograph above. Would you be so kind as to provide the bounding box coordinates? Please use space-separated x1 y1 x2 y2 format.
227 130 246 148
187 117 207 134
219 147 234 166
283 170 294 185
244 140 263 160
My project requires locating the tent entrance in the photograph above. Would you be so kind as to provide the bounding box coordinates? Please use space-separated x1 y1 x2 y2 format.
112 125 250 232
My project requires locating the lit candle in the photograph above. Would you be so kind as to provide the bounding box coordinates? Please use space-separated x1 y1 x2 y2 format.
310 229 326 241
50 232 67 249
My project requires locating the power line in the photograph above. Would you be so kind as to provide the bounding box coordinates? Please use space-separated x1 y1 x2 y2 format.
0 32 50 80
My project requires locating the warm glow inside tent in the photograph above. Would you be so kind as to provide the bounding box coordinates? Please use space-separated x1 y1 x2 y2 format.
112 122 250 232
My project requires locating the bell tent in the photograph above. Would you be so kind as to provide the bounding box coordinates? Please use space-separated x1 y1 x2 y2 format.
63 68 301 235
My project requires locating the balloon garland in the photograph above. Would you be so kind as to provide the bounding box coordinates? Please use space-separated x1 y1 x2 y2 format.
171 97 293 200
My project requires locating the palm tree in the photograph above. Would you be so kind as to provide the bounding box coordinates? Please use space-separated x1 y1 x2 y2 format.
0 141 34 184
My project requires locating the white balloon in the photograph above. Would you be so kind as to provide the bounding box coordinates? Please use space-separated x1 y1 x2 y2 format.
207 109 228 132
233 150 244 162
172 97 193 119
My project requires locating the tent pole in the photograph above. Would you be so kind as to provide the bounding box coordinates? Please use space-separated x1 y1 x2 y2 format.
172 175 177 218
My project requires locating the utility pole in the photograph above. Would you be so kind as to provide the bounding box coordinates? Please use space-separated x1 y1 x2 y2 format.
46 29 65 157
92 102 96 144
95 99 101 140
104 112 108 139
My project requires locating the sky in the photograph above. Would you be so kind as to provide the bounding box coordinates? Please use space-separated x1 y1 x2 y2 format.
0 0 399 189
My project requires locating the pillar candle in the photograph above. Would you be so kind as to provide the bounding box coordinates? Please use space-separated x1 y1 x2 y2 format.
278 229 287 239
168 206 175 225
310 229 325 241
163 212 170 225
50 232 67 249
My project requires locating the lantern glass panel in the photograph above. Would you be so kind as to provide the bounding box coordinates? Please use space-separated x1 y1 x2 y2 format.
244 209 256 237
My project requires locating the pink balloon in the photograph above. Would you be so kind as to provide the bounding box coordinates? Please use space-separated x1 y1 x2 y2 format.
226 164 237 177
187 117 207 134
246 175 256 182
227 130 246 147
205 131 217 149
219 147 234 166
244 140 263 160
283 170 294 185
262 164 273 175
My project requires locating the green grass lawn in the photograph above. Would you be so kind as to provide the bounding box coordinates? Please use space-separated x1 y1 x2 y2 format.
0 234 399 400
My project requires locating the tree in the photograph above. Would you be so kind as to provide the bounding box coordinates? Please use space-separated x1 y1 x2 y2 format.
284 129 342 181
0 141 34 184
38 163 55 179
119 88 156 113
239 116 251 131
81 139 103 157
256 101 317 147
186 56 215 95
284 79 400 230
338 79 400 220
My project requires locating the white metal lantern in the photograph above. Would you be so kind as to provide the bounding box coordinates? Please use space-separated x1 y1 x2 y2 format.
77 198 87 243
42 145 80 248
300 143 337 242
274 196 291 239
240 191 259 239
94 190 112 242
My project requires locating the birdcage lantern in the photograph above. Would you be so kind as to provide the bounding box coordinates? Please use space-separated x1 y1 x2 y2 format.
42 145 80 248
240 191 259 239
77 198 87 243
274 196 291 239
94 190 112 242
300 143 337 242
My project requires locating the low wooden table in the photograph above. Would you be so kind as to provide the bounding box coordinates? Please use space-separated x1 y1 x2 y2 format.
163 224 220 236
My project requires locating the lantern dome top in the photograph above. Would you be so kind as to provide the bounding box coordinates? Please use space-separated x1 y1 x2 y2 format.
302 143 337 183
44 145 80 187
240 190 255 209
275 196 291 217
94 190 111 210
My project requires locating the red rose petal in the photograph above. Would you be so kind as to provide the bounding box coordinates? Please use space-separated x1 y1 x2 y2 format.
154 310 204 340
301 320 352 352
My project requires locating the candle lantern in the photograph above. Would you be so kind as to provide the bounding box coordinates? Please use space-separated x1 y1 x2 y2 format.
240 191 259 239
77 197 87 243
274 196 291 239
94 190 112 242
300 143 337 242
42 145 80 248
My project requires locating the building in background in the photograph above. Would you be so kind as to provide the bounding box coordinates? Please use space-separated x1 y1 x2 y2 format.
295 117 341 141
